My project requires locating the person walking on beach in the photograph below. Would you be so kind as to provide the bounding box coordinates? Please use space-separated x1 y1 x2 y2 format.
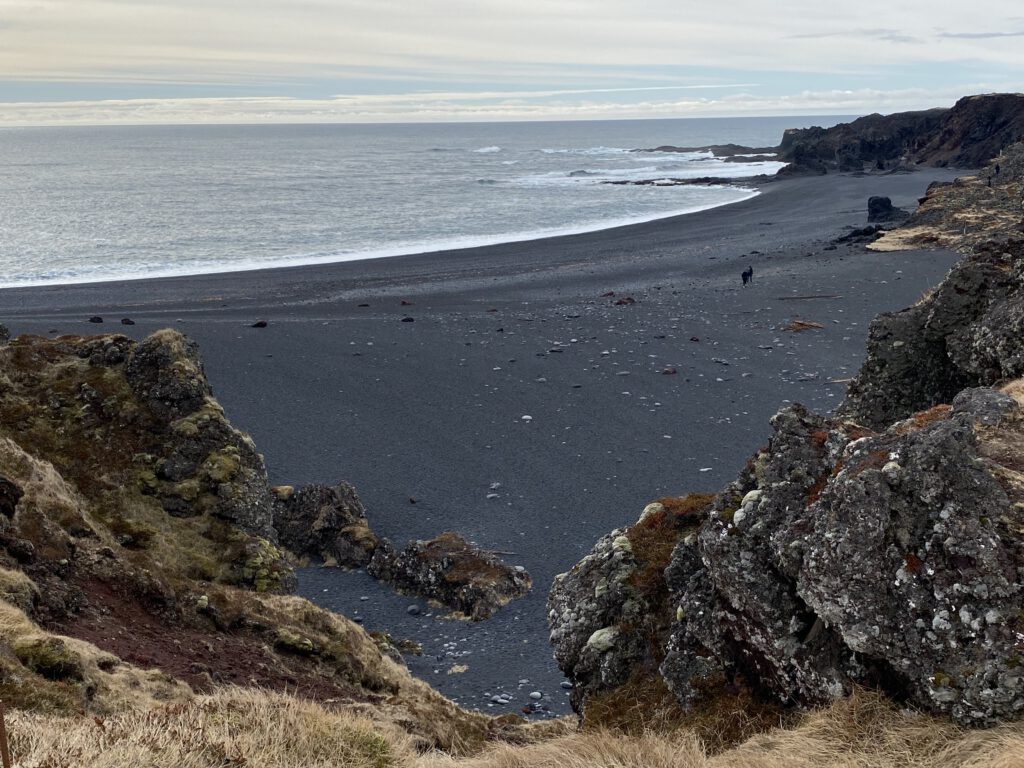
741 266 753 286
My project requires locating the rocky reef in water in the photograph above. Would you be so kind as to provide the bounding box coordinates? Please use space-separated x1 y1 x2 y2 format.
549 148 1024 728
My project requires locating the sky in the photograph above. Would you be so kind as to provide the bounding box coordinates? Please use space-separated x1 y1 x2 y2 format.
1 0 1023 125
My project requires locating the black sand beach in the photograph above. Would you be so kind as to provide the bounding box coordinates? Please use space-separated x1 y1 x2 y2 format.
1 169 965 715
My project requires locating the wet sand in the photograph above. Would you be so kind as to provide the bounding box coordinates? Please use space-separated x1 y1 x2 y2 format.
1 168 965 715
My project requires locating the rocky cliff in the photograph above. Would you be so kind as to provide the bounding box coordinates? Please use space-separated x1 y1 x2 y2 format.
0 329 494 748
779 93 1024 174
549 159 1024 728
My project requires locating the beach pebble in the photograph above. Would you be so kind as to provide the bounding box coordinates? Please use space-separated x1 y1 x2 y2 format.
529 691 543 700
120 317 135 325
560 681 574 689
88 316 103 323
486 493 500 500
521 415 533 421
401 316 415 323
250 320 268 328
406 605 422 616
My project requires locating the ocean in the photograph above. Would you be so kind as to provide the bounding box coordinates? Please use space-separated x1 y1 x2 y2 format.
0 116 848 288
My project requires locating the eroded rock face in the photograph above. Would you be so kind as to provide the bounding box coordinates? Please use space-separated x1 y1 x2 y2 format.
0 331 289 592
272 482 380 568
124 330 277 542
551 391 1024 725
778 93 1024 174
840 239 1024 430
548 495 711 712
369 532 531 620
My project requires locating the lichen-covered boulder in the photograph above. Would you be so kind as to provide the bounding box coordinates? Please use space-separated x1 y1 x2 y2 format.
671 387 1024 724
662 404 859 711
368 532 531 620
791 386 1024 722
272 482 380 568
552 386 1024 726
547 495 711 712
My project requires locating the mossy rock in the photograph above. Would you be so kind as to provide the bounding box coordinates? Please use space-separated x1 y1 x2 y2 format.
13 637 84 681
242 538 291 593
202 449 240 484
274 629 315 655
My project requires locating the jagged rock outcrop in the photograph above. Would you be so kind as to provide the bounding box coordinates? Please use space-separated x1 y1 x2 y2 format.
840 239 1024 430
272 482 379 568
548 495 712 711
125 330 277 542
868 196 909 223
0 331 290 592
369 532 532 620
778 93 1024 174
552 389 1024 725
916 93 1024 168
779 109 947 174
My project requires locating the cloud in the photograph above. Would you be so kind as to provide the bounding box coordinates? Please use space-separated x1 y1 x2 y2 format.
0 84 1004 127
1 1 1023 124
937 30 1024 39
788 27 921 43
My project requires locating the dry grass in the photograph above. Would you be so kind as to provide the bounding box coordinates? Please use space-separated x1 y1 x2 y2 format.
424 690 1024 768
708 689 1024 768
0 598 193 714
1 683 1023 767
7 687 414 768
420 729 708 768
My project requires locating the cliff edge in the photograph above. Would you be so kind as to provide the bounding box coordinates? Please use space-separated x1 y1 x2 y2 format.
550 150 1024 730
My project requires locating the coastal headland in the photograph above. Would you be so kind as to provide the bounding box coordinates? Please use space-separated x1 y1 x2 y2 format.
1 168 965 711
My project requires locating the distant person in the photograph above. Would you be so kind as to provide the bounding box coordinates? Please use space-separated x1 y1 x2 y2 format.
995 163 1001 176
741 266 753 286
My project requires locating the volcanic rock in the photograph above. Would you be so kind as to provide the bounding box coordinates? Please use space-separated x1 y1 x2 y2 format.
272 482 380 568
369 532 532 620
867 196 909 223
551 391 1024 725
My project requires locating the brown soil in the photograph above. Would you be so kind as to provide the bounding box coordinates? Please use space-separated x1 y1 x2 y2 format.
51 576 360 702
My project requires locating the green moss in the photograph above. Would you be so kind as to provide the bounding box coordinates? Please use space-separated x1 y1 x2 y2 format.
171 478 202 502
274 629 316 655
339 727 398 768
202 449 240 484
242 538 289 593
170 400 224 438
13 638 84 682
1007 655 1021 669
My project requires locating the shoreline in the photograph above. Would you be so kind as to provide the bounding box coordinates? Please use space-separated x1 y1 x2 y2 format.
0 182 764 291
1 167 968 714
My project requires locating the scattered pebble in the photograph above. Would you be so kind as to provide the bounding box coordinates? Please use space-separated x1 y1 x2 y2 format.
250 320 268 328
406 605 421 616
521 415 533 421
88 316 103 323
